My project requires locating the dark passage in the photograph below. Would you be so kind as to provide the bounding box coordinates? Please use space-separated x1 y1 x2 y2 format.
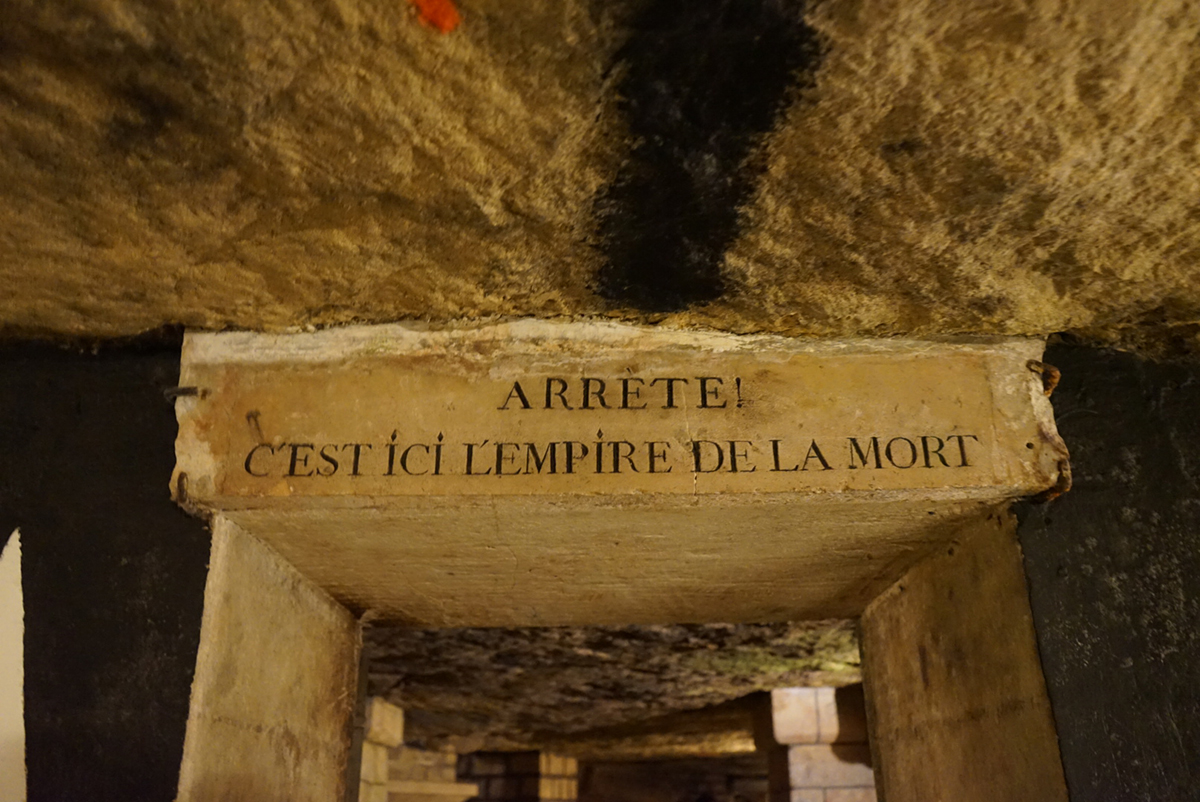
0 341 210 802
1016 344 1200 801
595 0 822 311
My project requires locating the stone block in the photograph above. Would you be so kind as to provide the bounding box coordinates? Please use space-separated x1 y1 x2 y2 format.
860 514 1068 802
174 518 360 802
366 697 406 747
362 742 391 784
788 744 875 789
790 791 824 802
175 327 1065 628
772 688 819 745
816 686 868 745
361 781 389 802
824 790 876 802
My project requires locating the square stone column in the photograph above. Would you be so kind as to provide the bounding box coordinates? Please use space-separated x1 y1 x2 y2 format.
860 512 1068 802
762 686 876 802
175 517 361 802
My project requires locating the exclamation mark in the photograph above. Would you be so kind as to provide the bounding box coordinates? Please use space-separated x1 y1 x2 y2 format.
735 377 744 408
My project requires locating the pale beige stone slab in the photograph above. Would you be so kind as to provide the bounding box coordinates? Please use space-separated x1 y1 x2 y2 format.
366 697 407 747
174 322 1063 504
360 782 389 802
787 744 875 788
823 790 876 802
362 742 392 784
789 791 825 802
175 517 361 802
772 688 820 745
223 495 991 625
860 511 1068 802
773 687 868 746
172 323 1065 626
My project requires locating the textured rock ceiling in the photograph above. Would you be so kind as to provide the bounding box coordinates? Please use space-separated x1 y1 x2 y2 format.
365 622 860 755
1 0 1198 353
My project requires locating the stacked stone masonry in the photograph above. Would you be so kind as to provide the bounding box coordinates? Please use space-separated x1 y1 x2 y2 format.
388 746 478 802
357 697 481 802
360 697 407 802
459 751 579 802
771 688 876 802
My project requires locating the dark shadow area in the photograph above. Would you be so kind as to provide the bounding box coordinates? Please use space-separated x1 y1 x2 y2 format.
0 340 211 801
1016 343 1200 800
579 755 768 802
593 0 822 312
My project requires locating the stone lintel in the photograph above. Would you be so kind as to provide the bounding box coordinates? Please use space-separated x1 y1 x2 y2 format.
171 322 1066 626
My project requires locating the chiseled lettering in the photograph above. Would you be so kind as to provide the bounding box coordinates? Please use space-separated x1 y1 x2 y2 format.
651 377 689 409
691 440 725 473
498 381 532 410
399 443 430 475
921 435 949 468
581 378 610 410
848 437 883 469
464 440 492 475
563 441 589 474
318 444 340 476
611 441 639 473
946 434 980 467
494 442 521 476
697 377 727 409
646 441 672 473
801 440 832 471
544 378 572 410
244 444 277 477
885 437 918 469
728 440 755 472
343 443 372 476
770 439 797 472
525 442 558 474
287 443 315 477
620 377 647 409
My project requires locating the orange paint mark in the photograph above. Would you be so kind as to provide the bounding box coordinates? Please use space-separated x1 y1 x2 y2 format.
409 0 461 33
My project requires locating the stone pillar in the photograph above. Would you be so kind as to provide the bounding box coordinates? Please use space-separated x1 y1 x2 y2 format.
765 687 876 802
175 516 361 802
458 751 578 802
859 511 1068 802
389 744 479 802
358 697 406 802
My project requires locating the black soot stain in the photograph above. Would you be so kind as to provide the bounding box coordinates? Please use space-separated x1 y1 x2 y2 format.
595 0 822 312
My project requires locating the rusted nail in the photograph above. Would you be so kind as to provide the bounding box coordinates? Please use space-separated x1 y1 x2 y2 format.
246 410 266 444
164 386 207 401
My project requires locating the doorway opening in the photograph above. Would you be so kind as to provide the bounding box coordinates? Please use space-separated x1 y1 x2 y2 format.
357 621 876 802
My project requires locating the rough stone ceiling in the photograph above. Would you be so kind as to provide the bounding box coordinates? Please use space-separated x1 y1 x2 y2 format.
365 621 860 755
1 0 1198 353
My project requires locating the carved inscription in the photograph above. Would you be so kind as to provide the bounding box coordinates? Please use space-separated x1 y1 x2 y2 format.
174 326 1060 501
235 374 980 484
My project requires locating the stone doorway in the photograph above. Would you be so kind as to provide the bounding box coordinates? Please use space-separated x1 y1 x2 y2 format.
170 322 1070 802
